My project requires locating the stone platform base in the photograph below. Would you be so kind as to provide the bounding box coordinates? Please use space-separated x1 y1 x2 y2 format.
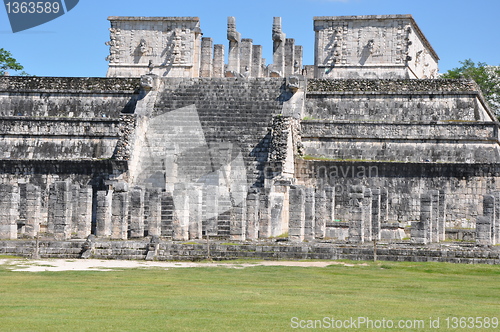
1 240 499 265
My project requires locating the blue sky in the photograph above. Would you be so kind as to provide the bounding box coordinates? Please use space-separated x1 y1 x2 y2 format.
1 0 499 77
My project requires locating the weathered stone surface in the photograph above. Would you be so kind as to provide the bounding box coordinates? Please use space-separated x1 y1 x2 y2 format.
95 190 113 238
47 181 72 241
348 185 366 243
289 186 305 242
313 15 439 79
111 191 129 240
129 187 145 238
106 17 202 78
0 184 19 240
0 15 498 256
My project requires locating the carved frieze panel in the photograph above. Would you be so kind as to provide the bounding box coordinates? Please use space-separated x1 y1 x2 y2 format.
321 23 348 66
106 18 199 69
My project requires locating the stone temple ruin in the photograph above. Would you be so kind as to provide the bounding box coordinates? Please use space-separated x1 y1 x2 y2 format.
0 15 499 262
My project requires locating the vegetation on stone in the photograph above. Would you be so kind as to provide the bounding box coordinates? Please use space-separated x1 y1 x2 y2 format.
441 59 500 116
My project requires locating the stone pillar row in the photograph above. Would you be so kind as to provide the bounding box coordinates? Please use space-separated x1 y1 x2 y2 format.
410 190 447 244
199 17 303 78
288 185 335 242
3 181 476 244
0 181 336 242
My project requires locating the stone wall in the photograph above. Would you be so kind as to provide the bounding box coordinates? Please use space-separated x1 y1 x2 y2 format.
106 17 202 78
305 80 492 122
106 16 303 79
1 239 499 264
0 77 139 118
313 15 439 79
0 117 121 160
296 159 500 226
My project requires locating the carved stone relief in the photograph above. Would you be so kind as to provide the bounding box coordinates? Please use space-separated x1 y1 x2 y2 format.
105 28 120 63
322 24 347 66
163 28 193 66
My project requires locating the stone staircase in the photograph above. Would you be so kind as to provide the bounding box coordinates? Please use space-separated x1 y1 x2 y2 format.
132 78 285 237
149 77 285 188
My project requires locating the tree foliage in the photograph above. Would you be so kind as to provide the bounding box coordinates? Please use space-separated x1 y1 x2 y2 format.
441 59 500 115
0 48 24 75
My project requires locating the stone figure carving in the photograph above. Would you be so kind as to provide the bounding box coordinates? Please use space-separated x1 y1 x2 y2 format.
140 74 155 90
105 28 120 63
366 39 375 54
226 17 241 76
324 26 345 66
227 16 241 43
272 17 285 43
287 76 301 93
172 29 183 64
138 39 148 55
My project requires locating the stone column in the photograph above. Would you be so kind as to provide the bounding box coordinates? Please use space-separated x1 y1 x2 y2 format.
164 150 177 193
147 188 162 237
289 186 305 242
294 45 303 75
48 181 72 240
0 184 19 240
25 184 41 238
95 189 113 238
493 191 500 245
111 191 129 240
430 190 439 243
213 44 225 78
478 194 495 245
271 17 286 77
380 188 389 223
230 184 247 241
173 183 189 241
285 38 295 77
76 186 93 239
259 188 271 238
251 45 262 78
129 187 145 238
304 187 316 240
226 16 241 76
315 188 327 239
363 188 373 242
412 192 432 244
348 185 365 243
246 189 260 240
438 190 446 241
204 184 218 236
240 39 253 77
188 184 203 239
269 192 285 238
200 37 213 78
325 186 335 223
371 188 381 241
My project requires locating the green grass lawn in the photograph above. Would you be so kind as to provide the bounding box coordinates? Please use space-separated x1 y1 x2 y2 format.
0 260 499 331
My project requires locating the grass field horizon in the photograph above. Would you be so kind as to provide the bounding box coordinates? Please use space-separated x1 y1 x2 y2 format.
0 258 499 331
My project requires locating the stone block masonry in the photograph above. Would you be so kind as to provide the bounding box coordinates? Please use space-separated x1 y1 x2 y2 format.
0 15 500 262
1 239 499 265
0 184 20 239
106 16 303 78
